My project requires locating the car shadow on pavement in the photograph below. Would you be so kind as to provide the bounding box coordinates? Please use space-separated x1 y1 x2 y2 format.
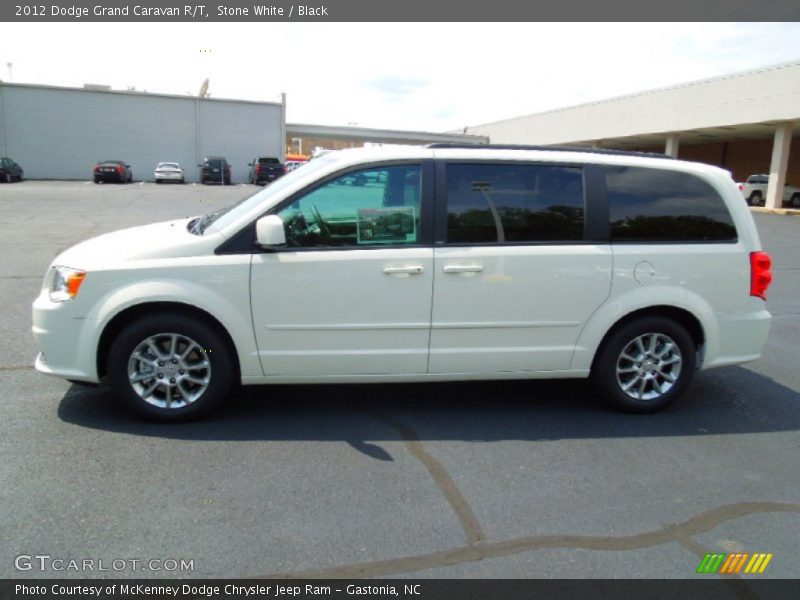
57 365 800 459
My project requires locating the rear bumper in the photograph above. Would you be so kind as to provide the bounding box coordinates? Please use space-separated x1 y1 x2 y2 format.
94 172 125 182
255 173 282 183
704 308 772 369
155 172 183 181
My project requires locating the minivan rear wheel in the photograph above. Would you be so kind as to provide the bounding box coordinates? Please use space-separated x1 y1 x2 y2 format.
107 313 234 421
592 317 696 413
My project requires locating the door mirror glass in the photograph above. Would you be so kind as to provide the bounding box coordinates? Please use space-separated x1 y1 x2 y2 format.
256 214 287 247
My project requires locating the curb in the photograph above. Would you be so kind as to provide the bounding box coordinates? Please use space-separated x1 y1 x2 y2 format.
749 207 800 217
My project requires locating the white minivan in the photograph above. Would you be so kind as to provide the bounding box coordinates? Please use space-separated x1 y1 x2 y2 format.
32 145 773 420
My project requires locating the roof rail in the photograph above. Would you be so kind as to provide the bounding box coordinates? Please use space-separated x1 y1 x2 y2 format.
426 143 673 160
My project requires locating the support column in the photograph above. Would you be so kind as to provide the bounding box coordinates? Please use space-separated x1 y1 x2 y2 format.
665 133 680 158
0 82 7 158
765 122 794 210
280 92 287 163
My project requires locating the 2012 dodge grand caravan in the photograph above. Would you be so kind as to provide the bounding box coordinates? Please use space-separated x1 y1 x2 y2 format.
32 145 773 420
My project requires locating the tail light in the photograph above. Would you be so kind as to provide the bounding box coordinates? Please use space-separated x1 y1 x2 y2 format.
750 251 773 300
93 165 100 173
116 165 123 174
256 164 262 173
738 183 744 191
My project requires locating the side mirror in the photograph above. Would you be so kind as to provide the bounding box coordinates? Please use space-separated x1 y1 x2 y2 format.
255 215 286 247
248 162 254 166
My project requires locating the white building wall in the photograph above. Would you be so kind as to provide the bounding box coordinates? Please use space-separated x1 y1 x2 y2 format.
0 84 283 183
466 62 800 145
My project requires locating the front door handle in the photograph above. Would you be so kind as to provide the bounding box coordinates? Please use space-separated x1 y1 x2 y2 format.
382 265 424 276
443 264 484 273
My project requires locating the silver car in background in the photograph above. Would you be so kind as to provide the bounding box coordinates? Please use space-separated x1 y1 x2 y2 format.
154 162 185 184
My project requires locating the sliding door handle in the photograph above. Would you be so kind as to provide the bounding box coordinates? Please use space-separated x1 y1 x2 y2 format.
443 264 484 274
382 265 424 275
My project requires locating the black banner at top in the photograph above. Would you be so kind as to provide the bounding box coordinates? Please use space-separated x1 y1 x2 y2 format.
3 0 800 22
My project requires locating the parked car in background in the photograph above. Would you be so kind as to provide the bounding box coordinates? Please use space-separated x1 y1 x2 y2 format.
738 173 800 207
0 157 23 183
199 156 231 185
32 145 773 421
284 160 306 173
154 162 185 184
248 157 284 185
93 160 132 184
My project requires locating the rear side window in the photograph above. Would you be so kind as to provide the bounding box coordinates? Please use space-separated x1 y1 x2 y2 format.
606 166 737 242
445 163 585 243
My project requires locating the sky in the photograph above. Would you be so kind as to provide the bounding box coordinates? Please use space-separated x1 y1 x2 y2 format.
1 22 799 132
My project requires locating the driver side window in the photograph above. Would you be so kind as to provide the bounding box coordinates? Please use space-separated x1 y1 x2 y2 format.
276 165 422 248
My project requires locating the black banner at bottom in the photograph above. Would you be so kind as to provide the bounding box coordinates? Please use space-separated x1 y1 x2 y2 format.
2 579 799 600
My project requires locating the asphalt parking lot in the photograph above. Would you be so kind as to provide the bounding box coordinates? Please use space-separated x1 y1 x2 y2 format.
1 180 798 581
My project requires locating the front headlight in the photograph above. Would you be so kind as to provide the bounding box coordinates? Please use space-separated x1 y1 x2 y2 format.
50 266 86 302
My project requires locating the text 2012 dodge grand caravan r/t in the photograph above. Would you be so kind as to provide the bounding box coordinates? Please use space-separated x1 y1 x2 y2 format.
32 145 773 421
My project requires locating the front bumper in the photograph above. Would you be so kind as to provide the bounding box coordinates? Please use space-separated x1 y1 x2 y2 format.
32 290 98 382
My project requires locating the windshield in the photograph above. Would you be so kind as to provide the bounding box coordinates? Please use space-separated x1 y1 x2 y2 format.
191 153 339 235
159 163 180 169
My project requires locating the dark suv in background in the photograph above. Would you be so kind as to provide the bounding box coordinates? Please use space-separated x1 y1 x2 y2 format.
248 157 284 185
199 157 232 185
0 157 23 183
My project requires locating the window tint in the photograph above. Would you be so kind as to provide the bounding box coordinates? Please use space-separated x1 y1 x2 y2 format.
606 166 737 242
276 165 421 248
258 158 280 164
446 163 584 243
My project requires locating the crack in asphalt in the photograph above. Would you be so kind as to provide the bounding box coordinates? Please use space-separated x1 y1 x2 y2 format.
258 499 799 579
358 408 486 547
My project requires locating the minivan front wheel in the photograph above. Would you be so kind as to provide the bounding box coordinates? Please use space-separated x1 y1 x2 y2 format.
107 313 234 421
592 317 696 412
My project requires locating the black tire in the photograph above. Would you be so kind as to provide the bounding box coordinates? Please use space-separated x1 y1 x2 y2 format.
93 177 100 184
17 170 23 182
791 194 800 209
749 192 762 206
107 312 235 421
3 172 10 183
180 178 185 184
591 316 696 413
